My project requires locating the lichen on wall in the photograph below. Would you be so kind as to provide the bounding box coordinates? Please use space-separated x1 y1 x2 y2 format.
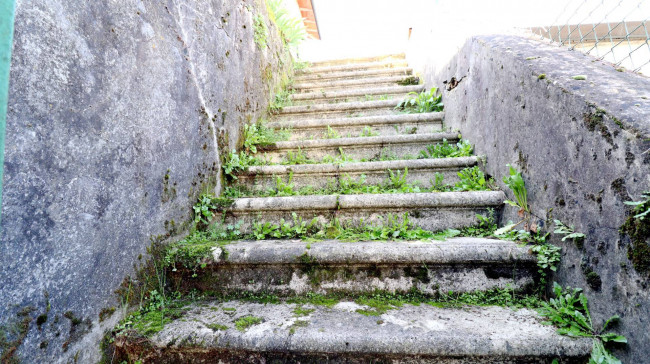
0 0 291 362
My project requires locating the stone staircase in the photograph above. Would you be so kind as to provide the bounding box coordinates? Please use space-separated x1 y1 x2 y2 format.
112 54 592 363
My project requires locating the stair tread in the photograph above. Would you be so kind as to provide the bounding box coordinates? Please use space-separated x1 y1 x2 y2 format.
241 156 479 176
206 238 536 265
279 99 399 115
126 301 591 359
295 67 412 82
293 75 416 90
261 132 459 151
290 85 423 101
230 191 505 212
268 112 443 130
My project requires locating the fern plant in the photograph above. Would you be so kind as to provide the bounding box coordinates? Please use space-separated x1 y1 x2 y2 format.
266 0 307 49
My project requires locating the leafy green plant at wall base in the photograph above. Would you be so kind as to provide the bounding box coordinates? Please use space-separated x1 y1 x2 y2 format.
396 87 443 113
539 283 626 364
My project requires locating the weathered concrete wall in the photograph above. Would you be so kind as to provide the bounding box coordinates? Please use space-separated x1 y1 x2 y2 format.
0 0 291 362
417 35 650 362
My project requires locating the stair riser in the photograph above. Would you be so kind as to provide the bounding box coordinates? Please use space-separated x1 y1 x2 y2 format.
274 107 401 122
170 263 536 296
308 54 406 68
114 345 588 364
224 206 500 234
258 140 448 163
236 166 464 193
293 76 412 92
290 85 423 103
295 69 412 83
284 121 442 140
294 83 417 95
299 61 409 75
291 94 406 106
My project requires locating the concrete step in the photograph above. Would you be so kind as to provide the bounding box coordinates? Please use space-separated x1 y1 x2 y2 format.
307 53 406 68
291 92 408 107
169 238 538 296
269 112 443 140
236 156 478 193
274 99 414 123
278 99 399 116
223 191 505 233
256 132 459 163
294 67 413 82
113 301 591 363
292 75 418 92
297 60 409 76
291 85 425 103
290 85 423 105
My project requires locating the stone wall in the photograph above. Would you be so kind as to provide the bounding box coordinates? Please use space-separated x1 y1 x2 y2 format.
0 0 291 362
415 35 650 362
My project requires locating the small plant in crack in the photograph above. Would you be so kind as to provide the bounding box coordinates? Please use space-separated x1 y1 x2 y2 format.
193 194 234 226
243 120 290 153
495 164 532 235
553 219 586 242
269 89 294 113
624 191 650 221
395 87 443 113
418 139 473 159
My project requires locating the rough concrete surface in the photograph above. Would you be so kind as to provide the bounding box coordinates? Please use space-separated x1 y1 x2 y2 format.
421 35 650 362
297 60 408 75
114 301 591 363
237 156 478 191
259 132 460 162
290 84 423 101
224 191 505 233
1 0 290 362
294 67 412 82
168 238 537 295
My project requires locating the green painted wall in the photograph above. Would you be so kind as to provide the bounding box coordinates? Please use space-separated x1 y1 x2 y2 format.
0 0 16 220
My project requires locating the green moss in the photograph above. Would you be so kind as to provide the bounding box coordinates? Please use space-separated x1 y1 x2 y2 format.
292 306 315 317
289 320 309 334
234 316 263 331
36 314 48 328
206 323 228 331
0 306 34 364
253 14 268 49
98 307 116 323
287 293 338 308
622 207 650 276
583 108 614 146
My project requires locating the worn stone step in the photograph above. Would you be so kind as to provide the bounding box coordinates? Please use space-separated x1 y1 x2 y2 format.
113 301 591 363
295 67 413 83
236 156 477 193
307 53 406 68
291 93 408 107
222 191 505 233
257 132 459 163
169 238 537 296
290 85 423 105
278 99 399 118
269 112 443 140
297 60 410 76
292 75 418 92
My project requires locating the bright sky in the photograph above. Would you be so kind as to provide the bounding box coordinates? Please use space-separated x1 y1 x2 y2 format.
298 0 650 63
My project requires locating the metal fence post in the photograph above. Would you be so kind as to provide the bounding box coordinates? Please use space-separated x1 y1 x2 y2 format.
0 0 16 223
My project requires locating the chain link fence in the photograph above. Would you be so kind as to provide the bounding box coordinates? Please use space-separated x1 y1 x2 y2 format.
529 0 650 75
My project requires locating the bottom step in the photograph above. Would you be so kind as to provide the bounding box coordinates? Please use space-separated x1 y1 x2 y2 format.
113 301 591 363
